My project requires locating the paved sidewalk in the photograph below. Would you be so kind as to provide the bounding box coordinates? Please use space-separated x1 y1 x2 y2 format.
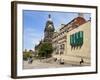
23 59 72 69
23 57 90 69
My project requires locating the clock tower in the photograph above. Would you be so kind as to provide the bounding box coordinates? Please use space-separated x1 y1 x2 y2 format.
44 14 55 42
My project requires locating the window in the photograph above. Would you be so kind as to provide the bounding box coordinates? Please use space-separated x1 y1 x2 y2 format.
60 44 65 50
70 35 72 45
72 34 74 46
80 31 83 45
70 31 83 48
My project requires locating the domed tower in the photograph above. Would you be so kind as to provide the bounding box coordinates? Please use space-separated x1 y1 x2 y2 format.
44 14 55 42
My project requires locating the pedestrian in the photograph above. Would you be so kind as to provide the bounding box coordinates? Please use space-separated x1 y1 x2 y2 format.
80 58 84 65
60 58 64 65
54 58 57 62
28 56 33 64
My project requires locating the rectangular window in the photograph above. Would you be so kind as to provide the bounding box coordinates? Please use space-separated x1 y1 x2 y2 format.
70 31 84 48
72 34 74 46
70 35 72 45
75 33 78 46
80 31 83 45
73 34 76 45
80 31 83 38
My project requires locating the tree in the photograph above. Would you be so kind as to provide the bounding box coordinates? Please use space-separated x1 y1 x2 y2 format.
23 51 33 60
38 42 53 58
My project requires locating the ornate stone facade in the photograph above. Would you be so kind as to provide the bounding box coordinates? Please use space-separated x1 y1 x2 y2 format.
35 14 55 55
44 14 55 42
35 14 91 66
52 15 91 66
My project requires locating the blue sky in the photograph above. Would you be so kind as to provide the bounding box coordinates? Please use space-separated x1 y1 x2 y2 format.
23 10 90 51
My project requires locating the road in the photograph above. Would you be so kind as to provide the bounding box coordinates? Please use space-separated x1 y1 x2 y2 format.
23 58 73 69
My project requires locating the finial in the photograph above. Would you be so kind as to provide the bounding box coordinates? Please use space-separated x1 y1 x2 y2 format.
48 14 51 18
78 13 83 17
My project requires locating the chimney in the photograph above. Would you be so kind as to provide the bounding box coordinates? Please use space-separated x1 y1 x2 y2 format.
61 24 65 27
78 13 84 18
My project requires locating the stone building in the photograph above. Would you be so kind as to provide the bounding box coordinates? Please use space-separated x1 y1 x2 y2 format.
44 14 55 42
52 14 91 66
52 24 67 55
35 14 55 56
35 13 91 66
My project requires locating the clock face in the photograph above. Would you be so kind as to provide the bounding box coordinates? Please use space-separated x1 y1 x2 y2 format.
48 24 52 28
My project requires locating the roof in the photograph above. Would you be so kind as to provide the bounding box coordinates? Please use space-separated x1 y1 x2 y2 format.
60 17 86 31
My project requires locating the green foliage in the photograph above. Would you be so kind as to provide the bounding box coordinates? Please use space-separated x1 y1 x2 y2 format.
38 42 53 58
23 51 33 60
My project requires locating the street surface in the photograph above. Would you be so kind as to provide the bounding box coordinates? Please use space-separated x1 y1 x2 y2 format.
23 58 81 69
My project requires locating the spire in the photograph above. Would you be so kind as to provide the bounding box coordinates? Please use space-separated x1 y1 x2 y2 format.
48 14 51 18
48 14 52 21
44 14 55 42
